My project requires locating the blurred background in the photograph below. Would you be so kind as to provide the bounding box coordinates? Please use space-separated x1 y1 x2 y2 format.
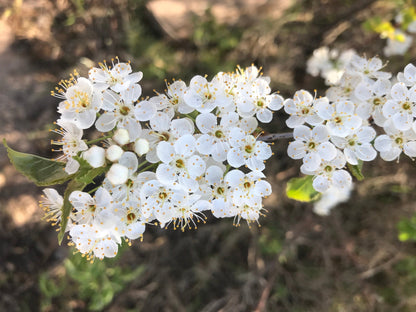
2 0 416 311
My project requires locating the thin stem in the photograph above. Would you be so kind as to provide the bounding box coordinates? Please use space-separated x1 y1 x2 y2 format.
86 134 113 145
257 132 293 142
88 185 101 194
139 162 158 173
136 160 149 170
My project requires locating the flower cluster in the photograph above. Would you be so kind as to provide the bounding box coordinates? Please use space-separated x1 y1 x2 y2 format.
288 53 416 201
41 59 283 260
306 47 356 85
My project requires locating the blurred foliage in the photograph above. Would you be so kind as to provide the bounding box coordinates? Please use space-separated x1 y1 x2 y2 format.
362 2 416 41
127 3 242 82
286 175 320 202
398 214 416 241
126 0 179 80
39 246 144 311
190 8 242 75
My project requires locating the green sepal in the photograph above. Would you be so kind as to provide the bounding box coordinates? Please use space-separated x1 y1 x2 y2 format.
286 175 321 202
347 160 364 181
58 179 87 245
73 156 109 185
3 139 73 186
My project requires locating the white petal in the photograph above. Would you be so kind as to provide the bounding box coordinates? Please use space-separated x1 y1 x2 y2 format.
311 125 330 143
287 141 306 159
134 100 157 121
390 82 408 101
156 141 175 164
313 176 330 192
374 135 392 152
228 127 246 147
187 155 206 178
355 144 377 161
205 165 224 185
196 113 217 133
253 180 272 197
156 163 177 185
286 115 305 128
227 148 245 168
150 112 171 132
174 134 196 157
170 118 195 137
254 141 272 160
268 94 284 110
332 170 352 190
404 141 416 157
224 169 244 187
302 152 321 171
256 109 273 123
317 142 337 161
119 151 138 173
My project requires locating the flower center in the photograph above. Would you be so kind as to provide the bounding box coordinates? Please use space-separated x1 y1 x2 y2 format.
126 179 134 188
373 98 381 106
256 99 265 108
395 137 403 145
334 116 343 124
243 181 251 189
170 97 179 105
216 187 224 195
120 106 130 115
301 107 310 115
127 212 136 222
175 159 185 168
159 192 168 200
348 140 356 146
402 102 412 111
324 165 333 172
245 145 253 154
215 130 224 138
308 142 316 149
204 92 212 100
88 204 96 213
159 132 170 142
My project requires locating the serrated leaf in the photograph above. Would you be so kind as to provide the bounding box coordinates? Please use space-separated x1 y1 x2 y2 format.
347 161 364 181
58 179 86 244
3 139 73 186
286 175 320 202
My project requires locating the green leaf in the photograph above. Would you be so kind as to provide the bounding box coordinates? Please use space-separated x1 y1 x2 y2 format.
398 215 416 242
286 175 320 202
3 139 73 186
347 160 364 181
58 179 86 244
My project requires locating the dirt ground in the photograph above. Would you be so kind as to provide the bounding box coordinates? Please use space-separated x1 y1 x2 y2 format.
2 0 416 311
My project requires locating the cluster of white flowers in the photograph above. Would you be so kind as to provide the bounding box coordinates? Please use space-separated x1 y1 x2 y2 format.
40 59 283 260
288 53 416 208
38 54 416 258
306 47 356 85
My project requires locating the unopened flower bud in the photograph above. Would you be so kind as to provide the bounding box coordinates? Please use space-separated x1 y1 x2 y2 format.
106 145 124 162
113 129 129 145
83 145 105 168
107 163 129 185
134 138 150 156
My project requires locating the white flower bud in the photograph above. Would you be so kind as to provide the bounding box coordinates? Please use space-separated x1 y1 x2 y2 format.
134 138 150 156
83 145 105 168
107 163 129 185
113 128 130 145
106 145 124 162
